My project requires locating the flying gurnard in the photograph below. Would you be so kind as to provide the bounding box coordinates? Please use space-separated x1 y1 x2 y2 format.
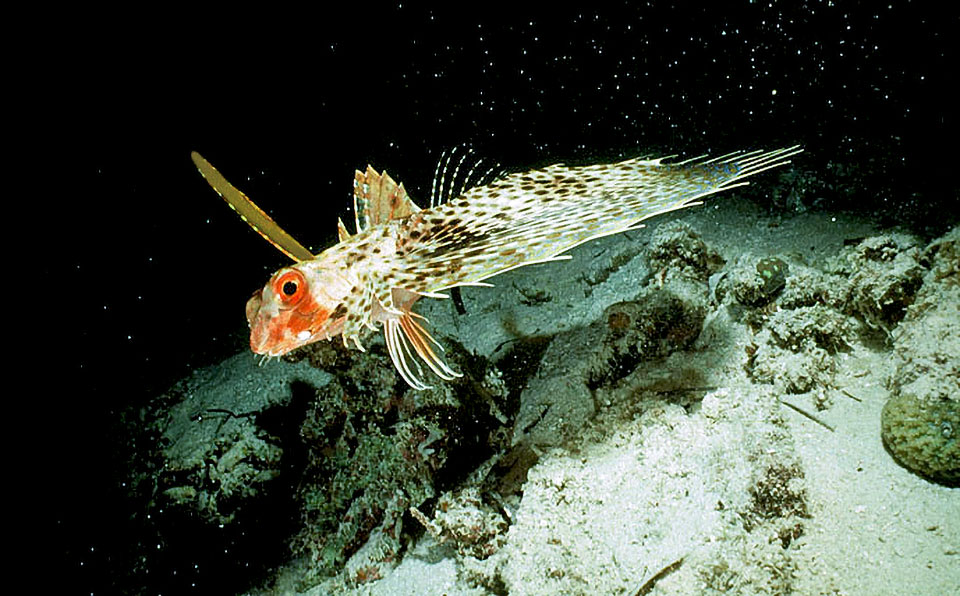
191 145 801 390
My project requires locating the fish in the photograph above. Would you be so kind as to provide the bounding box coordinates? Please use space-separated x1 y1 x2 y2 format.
191 145 802 389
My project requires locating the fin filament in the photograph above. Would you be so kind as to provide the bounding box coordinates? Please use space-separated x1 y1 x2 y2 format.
384 312 460 389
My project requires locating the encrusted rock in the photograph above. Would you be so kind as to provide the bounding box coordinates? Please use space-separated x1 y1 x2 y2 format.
843 234 924 331
880 227 960 486
647 220 724 283
725 254 791 307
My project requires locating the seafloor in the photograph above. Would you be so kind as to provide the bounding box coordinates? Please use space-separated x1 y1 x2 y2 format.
132 185 958 595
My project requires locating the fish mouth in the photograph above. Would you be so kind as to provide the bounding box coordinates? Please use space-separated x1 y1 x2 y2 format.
249 322 287 356
249 335 271 355
248 311 280 355
246 292 292 355
250 338 295 358
249 312 314 356
249 329 272 355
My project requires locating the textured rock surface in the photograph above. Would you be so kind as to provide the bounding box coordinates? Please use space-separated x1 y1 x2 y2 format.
843 234 925 330
511 222 712 448
880 227 960 486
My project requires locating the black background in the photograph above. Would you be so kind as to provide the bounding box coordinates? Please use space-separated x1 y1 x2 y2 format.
30 3 953 594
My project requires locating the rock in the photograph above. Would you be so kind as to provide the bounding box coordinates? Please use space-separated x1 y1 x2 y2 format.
646 220 724 283
513 275 708 447
880 226 960 486
725 254 790 307
881 387 959 487
843 234 925 331
745 304 853 395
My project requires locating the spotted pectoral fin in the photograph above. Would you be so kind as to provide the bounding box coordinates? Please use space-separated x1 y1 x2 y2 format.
191 152 315 262
383 311 460 390
353 166 422 233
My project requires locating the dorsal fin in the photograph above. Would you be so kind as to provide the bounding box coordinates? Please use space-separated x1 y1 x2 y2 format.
337 217 352 242
191 152 315 262
430 145 502 208
352 166 421 234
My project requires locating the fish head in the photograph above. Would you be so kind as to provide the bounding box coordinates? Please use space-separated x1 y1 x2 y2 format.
246 263 349 356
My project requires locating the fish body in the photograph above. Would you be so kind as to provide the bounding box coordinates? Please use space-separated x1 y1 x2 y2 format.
192 146 801 389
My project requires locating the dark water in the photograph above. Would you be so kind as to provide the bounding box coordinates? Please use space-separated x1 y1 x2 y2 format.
42 4 953 594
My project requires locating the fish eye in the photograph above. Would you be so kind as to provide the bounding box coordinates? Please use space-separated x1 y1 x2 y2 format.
273 269 307 305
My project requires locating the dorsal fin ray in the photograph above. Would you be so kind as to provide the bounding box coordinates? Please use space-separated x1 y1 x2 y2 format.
430 145 502 208
191 152 315 262
352 166 421 234
337 217 352 242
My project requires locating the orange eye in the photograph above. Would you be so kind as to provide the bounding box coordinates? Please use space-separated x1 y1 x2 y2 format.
272 269 307 306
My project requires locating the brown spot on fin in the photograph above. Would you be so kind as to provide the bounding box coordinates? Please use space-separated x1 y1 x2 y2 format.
353 166 422 233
